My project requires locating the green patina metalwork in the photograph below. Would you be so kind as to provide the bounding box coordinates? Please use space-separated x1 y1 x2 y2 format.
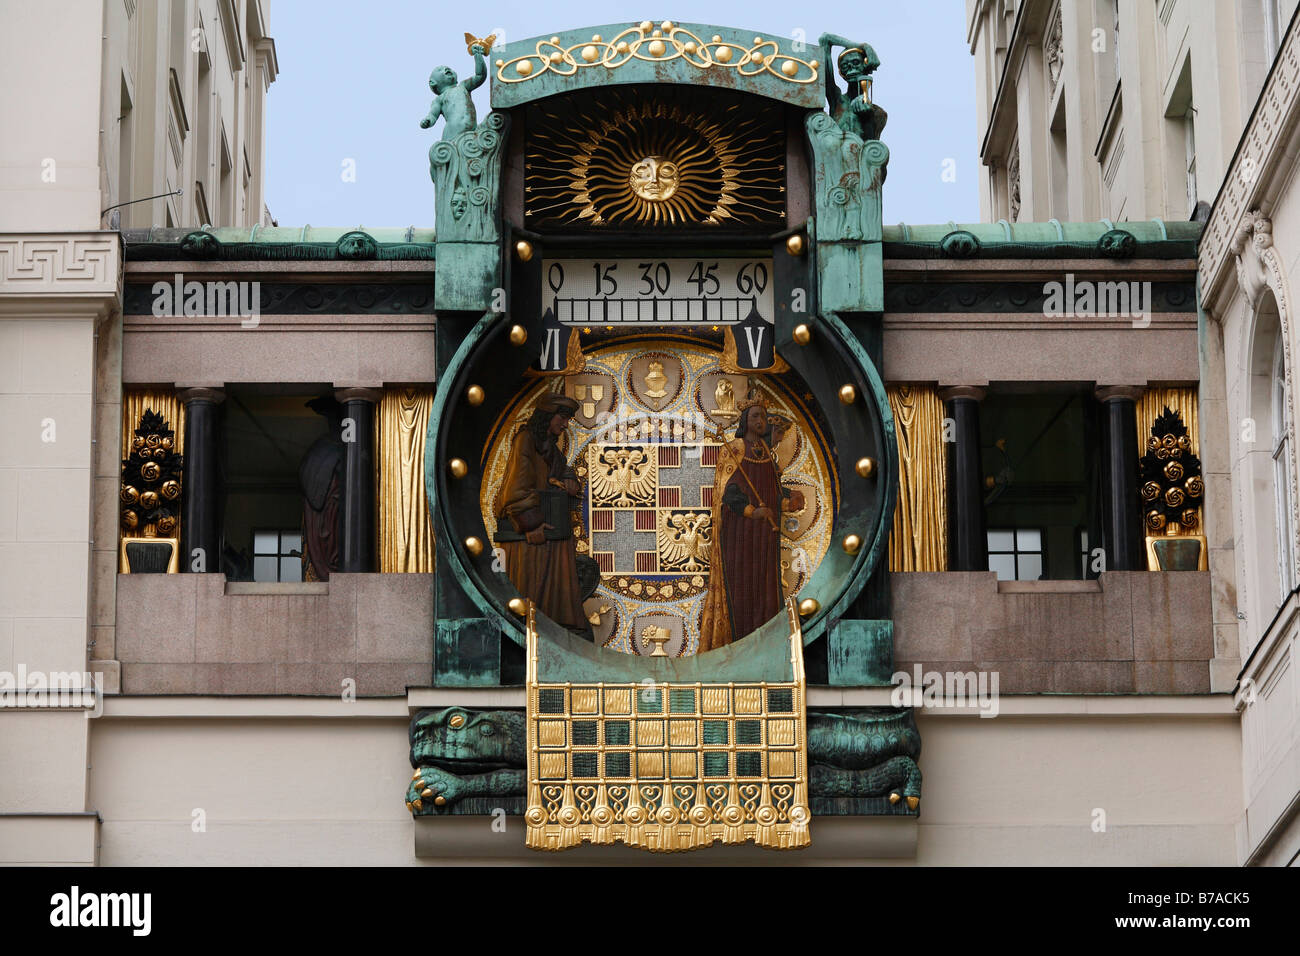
121 228 437 261
407 707 527 815
807 707 921 813
420 41 509 312
881 219 1202 259
489 22 826 111
405 705 921 816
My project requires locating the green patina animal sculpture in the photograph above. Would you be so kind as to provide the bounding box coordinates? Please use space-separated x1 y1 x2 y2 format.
406 706 922 815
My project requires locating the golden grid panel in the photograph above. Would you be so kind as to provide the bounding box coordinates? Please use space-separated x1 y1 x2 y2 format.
538 721 567 747
526 609 810 852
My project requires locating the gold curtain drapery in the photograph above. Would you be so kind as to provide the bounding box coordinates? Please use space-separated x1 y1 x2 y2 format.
1136 388 1198 455
887 384 947 572
378 387 435 572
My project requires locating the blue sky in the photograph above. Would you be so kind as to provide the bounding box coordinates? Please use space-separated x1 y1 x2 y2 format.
264 1 980 228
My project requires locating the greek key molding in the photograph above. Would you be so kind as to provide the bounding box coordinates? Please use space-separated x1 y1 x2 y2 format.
1200 23 1300 310
0 234 122 300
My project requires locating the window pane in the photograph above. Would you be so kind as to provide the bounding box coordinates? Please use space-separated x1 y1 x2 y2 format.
1079 530 1088 553
253 531 277 555
987 530 1014 552
281 533 302 555
1016 528 1041 552
253 556 278 582
989 554 1016 581
1018 554 1043 581
280 557 303 582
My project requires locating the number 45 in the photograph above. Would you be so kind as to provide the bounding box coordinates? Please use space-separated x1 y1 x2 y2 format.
688 261 719 296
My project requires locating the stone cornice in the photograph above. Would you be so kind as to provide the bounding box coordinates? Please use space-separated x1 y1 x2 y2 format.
1199 11 1300 314
0 233 122 318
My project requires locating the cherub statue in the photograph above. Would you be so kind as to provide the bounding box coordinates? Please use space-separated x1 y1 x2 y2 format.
419 35 490 144
818 33 887 141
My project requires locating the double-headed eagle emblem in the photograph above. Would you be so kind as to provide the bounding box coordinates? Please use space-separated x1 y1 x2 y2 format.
658 512 712 572
589 447 655 507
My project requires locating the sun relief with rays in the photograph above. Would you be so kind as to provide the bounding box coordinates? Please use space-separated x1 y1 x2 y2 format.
525 88 786 228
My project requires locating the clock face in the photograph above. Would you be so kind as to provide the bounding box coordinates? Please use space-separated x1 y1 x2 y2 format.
542 258 774 327
479 339 836 657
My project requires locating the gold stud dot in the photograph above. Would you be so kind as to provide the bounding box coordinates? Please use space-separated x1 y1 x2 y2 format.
786 234 805 256
449 713 465 728
507 597 527 617
839 384 857 404
616 40 629 53
449 458 468 479
412 798 423 810
639 20 652 32
434 795 447 807
495 59 504 68
464 536 484 557
843 534 862 555
515 59 533 76
856 457 876 479
798 598 820 618
581 45 598 62
782 59 798 77
466 385 485 406
684 41 697 54
548 51 562 64
421 788 433 798
508 324 527 346
648 39 666 56
662 20 674 31
514 239 533 262
549 36 559 45
793 324 811 345
592 34 602 42
716 45 733 63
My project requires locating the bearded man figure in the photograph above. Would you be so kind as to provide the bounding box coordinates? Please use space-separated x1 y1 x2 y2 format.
698 395 803 651
493 393 593 637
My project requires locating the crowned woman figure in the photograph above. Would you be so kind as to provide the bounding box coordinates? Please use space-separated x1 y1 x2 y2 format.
698 393 803 651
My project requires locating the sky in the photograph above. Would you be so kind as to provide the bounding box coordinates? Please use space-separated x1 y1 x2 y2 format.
264 0 981 228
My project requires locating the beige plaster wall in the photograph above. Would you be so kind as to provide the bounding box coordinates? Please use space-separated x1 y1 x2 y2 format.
84 700 1240 865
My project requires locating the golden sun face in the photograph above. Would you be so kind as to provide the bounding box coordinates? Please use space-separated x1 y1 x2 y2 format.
526 89 786 227
629 156 680 202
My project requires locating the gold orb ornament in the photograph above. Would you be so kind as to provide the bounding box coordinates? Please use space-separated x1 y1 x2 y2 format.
581 45 598 62
449 713 466 728
464 537 484 557
855 457 876 478
798 598 820 618
508 324 527 346
843 534 862 555
507 598 527 617
648 39 666 56
792 324 811 345
786 234 805 256
839 384 857 404
514 240 534 262
449 458 468 479
515 59 533 76
466 385 485 406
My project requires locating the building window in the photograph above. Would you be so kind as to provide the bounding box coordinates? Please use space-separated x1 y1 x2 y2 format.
253 530 303 583
988 529 1044 581
981 388 1099 580
1272 339 1294 595
1184 108 1198 219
